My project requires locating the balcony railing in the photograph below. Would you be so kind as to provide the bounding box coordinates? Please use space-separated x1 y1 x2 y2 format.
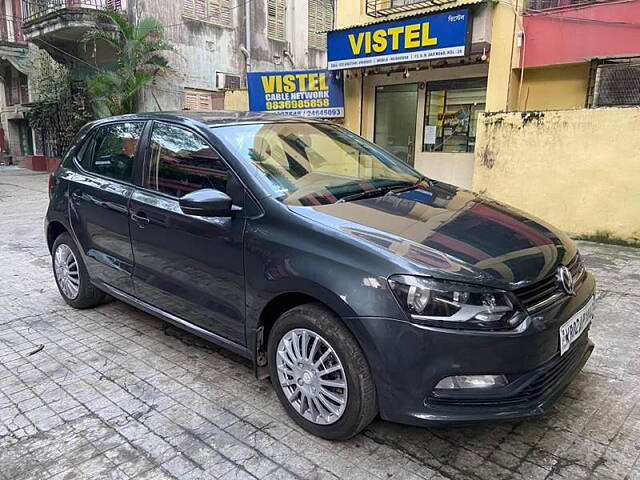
525 0 610 11
22 0 123 23
366 0 456 17
0 15 26 44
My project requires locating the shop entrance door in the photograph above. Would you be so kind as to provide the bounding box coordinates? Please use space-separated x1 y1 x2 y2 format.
374 83 418 165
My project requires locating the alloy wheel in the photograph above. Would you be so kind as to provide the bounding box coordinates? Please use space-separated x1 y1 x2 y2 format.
275 328 348 425
54 243 80 300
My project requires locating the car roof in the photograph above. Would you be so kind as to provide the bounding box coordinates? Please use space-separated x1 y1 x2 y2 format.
91 110 327 127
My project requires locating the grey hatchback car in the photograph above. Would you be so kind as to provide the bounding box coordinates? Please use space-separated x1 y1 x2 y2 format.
46 111 596 440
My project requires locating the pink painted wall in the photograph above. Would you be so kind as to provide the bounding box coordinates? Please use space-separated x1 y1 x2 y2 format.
522 0 640 67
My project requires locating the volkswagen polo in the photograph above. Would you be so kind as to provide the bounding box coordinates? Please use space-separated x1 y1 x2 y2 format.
45 112 596 440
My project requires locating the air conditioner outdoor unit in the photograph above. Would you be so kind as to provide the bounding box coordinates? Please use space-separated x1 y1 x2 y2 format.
216 73 242 90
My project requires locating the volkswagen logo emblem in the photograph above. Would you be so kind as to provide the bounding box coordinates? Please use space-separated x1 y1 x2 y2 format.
557 265 575 296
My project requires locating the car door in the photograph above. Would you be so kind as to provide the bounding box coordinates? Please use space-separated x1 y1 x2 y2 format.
129 121 246 345
68 121 146 294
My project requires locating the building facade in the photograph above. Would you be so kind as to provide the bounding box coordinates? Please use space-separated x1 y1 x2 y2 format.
331 0 503 189
516 0 640 111
135 0 334 112
473 0 640 245
330 0 639 190
3 0 334 164
0 0 31 164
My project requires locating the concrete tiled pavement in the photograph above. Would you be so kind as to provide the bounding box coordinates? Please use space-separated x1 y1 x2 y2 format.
1 166 639 480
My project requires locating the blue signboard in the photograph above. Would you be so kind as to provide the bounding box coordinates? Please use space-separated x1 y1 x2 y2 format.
327 9 470 70
247 69 344 118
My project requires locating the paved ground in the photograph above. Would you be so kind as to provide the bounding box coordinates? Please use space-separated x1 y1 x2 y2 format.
1 166 639 480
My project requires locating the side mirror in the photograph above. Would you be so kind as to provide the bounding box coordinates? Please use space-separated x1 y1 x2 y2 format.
179 189 234 217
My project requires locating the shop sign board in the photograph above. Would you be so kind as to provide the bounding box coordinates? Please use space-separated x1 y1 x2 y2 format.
247 69 344 118
327 9 470 70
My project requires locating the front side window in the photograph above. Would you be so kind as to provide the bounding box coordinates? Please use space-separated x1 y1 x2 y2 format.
213 122 421 206
145 123 229 197
423 78 487 153
85 122 144 182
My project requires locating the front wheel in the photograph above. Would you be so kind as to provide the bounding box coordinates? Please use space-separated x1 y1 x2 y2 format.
52 232 105 309
267 303 377 440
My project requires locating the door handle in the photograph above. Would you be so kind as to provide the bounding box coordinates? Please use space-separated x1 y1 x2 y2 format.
131 211 150 227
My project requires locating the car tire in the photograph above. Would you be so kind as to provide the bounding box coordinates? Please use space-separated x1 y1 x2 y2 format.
52 232 105 309
268 303 377 440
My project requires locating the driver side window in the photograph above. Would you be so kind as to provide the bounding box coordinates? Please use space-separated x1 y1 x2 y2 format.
145 123 230 198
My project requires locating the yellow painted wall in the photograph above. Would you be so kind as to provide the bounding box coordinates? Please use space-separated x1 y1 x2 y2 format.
224 90 249 111
514 63 590 111
485 2 519 112
474 107 640 245
334 0 363 28
335 0 492 28
343 73 362 134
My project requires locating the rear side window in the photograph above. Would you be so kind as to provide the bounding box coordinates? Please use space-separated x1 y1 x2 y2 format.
145 123 229 197
84 122 144 182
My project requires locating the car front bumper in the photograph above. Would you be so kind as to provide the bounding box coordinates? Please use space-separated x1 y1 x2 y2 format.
345 272 596 427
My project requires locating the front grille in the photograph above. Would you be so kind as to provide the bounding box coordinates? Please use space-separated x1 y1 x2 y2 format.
427 336 589 408
515 254 586 314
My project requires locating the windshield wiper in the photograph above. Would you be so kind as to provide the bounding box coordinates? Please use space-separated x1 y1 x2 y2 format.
336 183 414 204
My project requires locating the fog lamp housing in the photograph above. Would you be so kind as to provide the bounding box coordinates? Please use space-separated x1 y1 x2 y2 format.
435 375 508 390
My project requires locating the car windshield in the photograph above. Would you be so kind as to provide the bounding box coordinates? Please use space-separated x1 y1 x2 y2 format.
212 122 422 206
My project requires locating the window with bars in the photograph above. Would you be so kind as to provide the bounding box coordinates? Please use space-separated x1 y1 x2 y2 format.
589 59 640 108
267 0 286 42
183 0 232 27
308 0 333 50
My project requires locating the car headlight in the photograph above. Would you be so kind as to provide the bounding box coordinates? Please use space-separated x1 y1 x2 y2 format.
388 275 526 331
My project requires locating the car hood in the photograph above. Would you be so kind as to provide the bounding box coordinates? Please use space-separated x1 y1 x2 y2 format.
288 181 577 289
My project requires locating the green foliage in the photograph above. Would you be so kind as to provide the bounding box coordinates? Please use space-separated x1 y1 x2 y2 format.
83 10 174 117
26 50 94 157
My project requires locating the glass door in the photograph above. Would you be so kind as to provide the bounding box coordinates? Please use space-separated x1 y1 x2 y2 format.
423 78 487 153
374 83 418 165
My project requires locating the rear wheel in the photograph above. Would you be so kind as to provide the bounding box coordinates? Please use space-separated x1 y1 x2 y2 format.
52 233 105 309
268 303 377 440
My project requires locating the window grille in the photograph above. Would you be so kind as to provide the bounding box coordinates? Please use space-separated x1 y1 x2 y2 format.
366 0 455 17
588 58 640 108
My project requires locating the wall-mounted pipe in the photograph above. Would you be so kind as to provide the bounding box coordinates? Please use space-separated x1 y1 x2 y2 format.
243 0 251 75
284 49 295 68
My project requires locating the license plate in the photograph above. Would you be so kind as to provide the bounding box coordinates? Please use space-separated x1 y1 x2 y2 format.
559 296 595 356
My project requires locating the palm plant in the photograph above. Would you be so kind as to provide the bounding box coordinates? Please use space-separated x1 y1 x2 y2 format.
83 11 174 117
